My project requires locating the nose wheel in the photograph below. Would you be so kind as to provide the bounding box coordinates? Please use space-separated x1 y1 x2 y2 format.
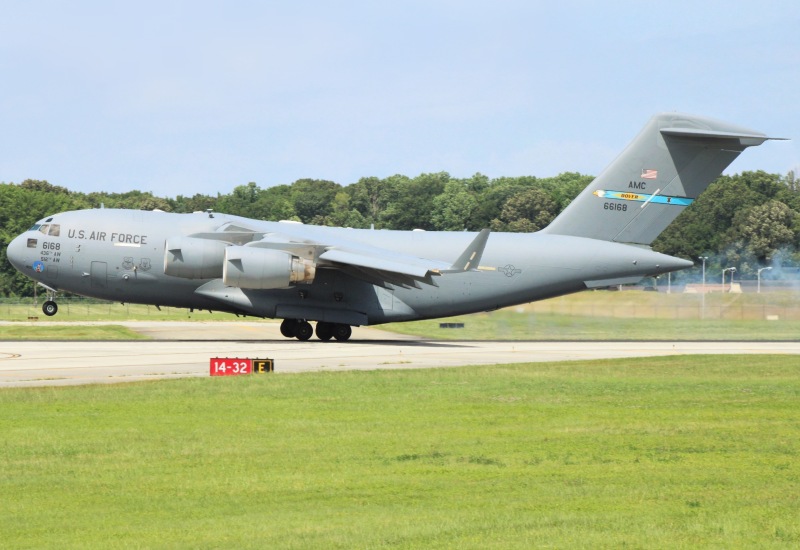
42 300 58 316
39 284 59 316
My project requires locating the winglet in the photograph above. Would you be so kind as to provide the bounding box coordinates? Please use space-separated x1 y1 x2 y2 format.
447 229 490 272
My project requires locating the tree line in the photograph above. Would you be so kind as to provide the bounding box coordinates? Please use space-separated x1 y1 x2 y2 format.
2 170 798 297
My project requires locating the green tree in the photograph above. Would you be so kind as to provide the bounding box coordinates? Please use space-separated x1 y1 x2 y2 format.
490 187 558 232
654 175 761 258
539 172 594 210
462 172 490 194
738 170 785 200
18 179 71 195
259 185 298 221
471 176 533 228
430 180 480 231
215 182 262 217
326 191 368 228
785 170 799 194
290 179 341 223
168 193 217 213
381 173 448 230
729 200 797 263
82 190 172 211
348 176 395 226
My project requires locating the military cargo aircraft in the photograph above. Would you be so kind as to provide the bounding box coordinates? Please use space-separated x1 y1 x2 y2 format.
6 113 779 340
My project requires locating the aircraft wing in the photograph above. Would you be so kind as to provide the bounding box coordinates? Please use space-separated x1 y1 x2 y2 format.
190 223 489 288
318 248 447 278
252 233 453 288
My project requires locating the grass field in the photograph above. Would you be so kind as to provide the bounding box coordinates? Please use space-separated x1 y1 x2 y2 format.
0 324 147 340
3 291 800 341
0 301 239 322
0 301 245 340
383 311 800 340
1 356 798 548
382 290 800 341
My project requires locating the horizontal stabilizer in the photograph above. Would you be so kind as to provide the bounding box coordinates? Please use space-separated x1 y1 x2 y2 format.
659 127 782 146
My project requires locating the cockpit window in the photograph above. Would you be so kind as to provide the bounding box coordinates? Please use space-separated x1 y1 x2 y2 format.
31 223 60 235
31 223 61 237
27 238 38 248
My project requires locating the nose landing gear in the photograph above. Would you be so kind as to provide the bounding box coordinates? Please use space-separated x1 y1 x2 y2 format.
39 284 59 316
42 300 58 316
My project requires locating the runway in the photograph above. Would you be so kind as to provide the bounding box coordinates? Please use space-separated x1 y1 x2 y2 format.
1 322 799 387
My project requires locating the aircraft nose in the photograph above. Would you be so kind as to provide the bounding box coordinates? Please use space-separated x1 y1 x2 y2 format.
6 233 29 272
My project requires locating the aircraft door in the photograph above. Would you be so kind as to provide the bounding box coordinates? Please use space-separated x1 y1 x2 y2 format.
90 261 107 288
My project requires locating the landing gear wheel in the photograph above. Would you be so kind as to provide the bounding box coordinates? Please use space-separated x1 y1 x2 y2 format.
295 321 313 341
42 300 58 316
333 324 352 342
315 322 334 341
280 319 297 338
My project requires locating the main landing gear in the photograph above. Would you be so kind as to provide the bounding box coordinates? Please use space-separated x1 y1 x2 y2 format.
280 319 353 342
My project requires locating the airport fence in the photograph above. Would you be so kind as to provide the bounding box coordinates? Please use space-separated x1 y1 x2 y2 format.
526 300 800 321
0 298 216 321
2 287 799 322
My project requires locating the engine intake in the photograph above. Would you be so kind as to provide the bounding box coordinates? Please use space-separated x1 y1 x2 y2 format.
223 246 316 289
164 237 229 279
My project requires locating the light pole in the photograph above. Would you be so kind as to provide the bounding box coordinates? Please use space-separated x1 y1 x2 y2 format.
722 267 736 292
700 256 708 319
757 267 772 293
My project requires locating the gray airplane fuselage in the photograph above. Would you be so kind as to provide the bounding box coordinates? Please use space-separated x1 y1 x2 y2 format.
7 208 689 325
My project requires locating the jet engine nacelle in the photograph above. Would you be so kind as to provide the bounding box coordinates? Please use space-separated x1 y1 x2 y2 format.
164 236 229 279
223 246 316 289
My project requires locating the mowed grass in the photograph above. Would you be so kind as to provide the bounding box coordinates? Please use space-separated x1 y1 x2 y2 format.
382 290 800 340
0 324 147 340
0 302 240 322
1 356 798 548
383 311 800 340
3 290 800 341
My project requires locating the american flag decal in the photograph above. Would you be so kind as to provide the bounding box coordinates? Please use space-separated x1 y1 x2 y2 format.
641 169 658 179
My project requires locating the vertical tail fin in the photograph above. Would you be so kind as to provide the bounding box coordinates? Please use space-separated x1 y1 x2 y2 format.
542 113 778 245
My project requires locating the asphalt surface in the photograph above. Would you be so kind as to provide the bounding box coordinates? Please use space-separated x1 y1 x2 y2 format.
1 322 799 387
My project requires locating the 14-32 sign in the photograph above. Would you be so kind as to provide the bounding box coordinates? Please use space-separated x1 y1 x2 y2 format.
209 358 274 376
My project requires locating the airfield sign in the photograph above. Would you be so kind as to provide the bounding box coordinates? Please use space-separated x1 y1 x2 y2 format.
209 358 274 376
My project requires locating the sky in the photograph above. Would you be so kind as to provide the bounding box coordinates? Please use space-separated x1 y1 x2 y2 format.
1 1 799 197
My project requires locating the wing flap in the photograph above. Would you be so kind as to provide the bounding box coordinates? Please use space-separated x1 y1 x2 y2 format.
319 248 449 279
